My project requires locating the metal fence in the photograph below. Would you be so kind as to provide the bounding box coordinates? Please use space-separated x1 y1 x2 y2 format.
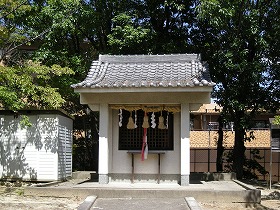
190 148 280 182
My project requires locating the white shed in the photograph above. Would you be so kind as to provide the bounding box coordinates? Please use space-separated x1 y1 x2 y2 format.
0 110 73 181
72 54 214 185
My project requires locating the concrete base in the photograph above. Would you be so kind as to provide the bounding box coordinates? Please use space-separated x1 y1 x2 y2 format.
181 175 189 186
24 181 261 204
99 174 109 184
185 197 202 210
77 196 97 210
109 173 180 184
190 172 236 181
72 171 96 180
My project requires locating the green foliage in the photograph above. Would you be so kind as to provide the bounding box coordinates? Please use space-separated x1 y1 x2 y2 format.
196 0 279 118
0 0 200 112
144 0 197 53
0 0 34 64
108 13 151 54
0 61 74 111
273 116 280 125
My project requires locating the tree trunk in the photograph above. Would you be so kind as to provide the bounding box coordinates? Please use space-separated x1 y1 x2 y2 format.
233 126 246 179
216 116 224 172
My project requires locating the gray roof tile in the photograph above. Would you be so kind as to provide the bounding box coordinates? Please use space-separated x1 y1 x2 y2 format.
71 54 215 89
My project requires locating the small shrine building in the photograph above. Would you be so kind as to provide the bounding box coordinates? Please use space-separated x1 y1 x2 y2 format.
72 54 215 185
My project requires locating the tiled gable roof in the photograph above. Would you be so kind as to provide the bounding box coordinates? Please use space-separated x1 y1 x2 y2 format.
71 54 215 89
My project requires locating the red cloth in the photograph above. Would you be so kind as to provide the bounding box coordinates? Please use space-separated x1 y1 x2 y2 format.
141 127 148 161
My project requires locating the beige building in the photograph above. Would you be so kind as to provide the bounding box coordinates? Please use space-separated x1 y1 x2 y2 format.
190 103 273 148
189 104 280 181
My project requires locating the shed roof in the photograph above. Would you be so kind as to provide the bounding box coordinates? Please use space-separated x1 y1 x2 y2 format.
71 54 215 89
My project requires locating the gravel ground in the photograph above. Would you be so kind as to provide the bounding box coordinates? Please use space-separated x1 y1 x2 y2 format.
0 180 280 210
0 181 83 210
199 200 280 210
1 193 280 210
0 194 82 210
199 181 280 210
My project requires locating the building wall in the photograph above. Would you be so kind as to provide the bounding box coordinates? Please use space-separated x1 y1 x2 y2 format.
192 114 220 130
110 110 180 181
57 115 73 180
190 130 271 148
190 129 276 181
36 114 59 181
0 113 73 181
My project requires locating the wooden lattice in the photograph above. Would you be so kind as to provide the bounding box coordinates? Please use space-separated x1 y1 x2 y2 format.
119 110 173 150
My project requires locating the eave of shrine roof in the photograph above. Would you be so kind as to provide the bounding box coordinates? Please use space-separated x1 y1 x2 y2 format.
71 54 215 90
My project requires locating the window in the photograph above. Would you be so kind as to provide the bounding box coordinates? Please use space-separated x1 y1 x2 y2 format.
119 110 173 150
251 120 269 129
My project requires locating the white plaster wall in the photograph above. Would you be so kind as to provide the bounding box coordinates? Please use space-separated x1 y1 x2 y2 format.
110 110 180 175
161 112 180 174
108 107 113 173
81 92 211 105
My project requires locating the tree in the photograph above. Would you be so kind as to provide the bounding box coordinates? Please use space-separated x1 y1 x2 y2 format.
21 0 142 112
0 0 38 65
107 0 199 54
0 0 74 118
144 0 198 53
107 13 152 54
0 0 97 113
0 60 74 110
196 0 280 179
